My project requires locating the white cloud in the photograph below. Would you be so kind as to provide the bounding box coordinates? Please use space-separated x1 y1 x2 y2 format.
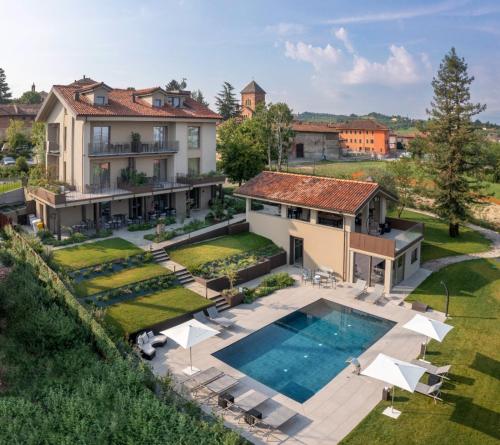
284 41 341 71
326 0 463 24
333 27 354 53
343 45 422 85
266 22 306 37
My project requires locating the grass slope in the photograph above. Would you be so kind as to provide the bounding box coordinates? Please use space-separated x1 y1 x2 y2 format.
53 237 142 270
168 232 274 271
75 263 171 296
106 286 213 334
392 210 491 262
341 259 500 445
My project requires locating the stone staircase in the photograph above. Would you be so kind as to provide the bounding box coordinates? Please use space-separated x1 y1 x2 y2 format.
151 248 170 263
174 267 195 285
210 293 230 311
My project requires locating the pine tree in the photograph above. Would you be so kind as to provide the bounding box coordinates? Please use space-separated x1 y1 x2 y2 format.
165 78 187 91
191 89 209 107
426 48 486 237
215 82 239 120
0 68 12 103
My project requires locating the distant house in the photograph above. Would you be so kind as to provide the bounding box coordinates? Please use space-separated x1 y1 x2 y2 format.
389 131 420 151
0 103 42 141
290 121 340 162
235 171 424 293
240 81 266 118
333 119 390 155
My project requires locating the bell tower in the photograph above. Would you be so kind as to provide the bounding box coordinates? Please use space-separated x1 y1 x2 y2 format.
240 81 266 118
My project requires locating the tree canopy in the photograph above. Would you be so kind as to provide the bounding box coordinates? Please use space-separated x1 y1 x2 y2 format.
0 68 12 103
215 82 239 120
18 90 43 104
191 89 209 107
165 78 187 91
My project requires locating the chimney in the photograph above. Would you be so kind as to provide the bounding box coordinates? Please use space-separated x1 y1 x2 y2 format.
132 94 136 103
74 92 80 101
31 83 36 93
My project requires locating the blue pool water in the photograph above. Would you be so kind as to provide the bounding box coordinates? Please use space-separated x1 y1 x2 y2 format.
213 299 395 403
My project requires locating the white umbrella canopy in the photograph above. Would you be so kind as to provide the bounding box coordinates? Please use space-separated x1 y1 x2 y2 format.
403 314 453 359
361 353 426 418
161 319 219 375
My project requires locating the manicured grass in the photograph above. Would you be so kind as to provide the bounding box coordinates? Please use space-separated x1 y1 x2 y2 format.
53 237 143 270
105 286 213 335
168 232 274 271
0 180 22 193
289 160 387 179
391 210 491 263
341 259 500 445
75 263 171 296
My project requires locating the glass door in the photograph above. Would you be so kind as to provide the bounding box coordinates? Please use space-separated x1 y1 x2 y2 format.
291 237 304 267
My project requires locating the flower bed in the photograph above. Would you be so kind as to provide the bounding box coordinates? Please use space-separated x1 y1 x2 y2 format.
127 216 176 232
83 273 175 307
144 218 211 242
37 228 113 247
242 272 295 303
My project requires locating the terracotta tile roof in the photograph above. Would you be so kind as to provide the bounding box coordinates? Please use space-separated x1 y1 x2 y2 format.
52 83 220 119
332 119 388 131
235 171 380 215
292 121 340 134
0 103 41 117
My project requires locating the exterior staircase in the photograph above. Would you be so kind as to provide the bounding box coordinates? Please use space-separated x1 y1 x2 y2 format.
174 267 195 285
210 293 230 312
151 248 170 263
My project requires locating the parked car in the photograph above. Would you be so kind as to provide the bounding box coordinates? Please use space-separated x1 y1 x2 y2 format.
2 157 16 166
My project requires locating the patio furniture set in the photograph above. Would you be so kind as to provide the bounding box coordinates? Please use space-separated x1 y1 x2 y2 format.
301 268 337 288
136 330 168 359
182 366 298 441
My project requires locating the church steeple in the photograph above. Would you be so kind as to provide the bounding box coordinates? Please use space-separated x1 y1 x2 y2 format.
31 82 36 92
240 80 266 118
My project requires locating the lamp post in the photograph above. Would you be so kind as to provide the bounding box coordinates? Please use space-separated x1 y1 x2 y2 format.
440 280 450 318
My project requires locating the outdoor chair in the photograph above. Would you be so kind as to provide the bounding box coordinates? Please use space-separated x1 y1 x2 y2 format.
363 284 385 304
251 404 298 441
415 381 443 403
193 311 222 331
301 269 312 284
136 334 156 360
412 360 451 380
146 330 167 347
182 367 224 394
346 279 367 298
207 306 235 328
312 274 322 287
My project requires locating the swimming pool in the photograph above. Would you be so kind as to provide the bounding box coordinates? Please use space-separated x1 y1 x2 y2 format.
213 299 395 403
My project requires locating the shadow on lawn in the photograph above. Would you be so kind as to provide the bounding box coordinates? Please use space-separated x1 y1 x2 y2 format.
448 394 500 441
470 352 500 381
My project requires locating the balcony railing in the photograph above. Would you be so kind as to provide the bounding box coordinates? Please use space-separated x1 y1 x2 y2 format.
176 172 226 186
117 177 189 193
88 141 179 156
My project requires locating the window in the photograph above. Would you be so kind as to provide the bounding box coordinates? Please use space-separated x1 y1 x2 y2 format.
188 126 200 149
153 126 167 147
245 99 251 106
188 157 200 176
91 162 110 189
371 139 374 144
94 96 106 105
92 127 110 149
189 188 200 209
153 98 162 107
168 96 181 108
411 248 418 264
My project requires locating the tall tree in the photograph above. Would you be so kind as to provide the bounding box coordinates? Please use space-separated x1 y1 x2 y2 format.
18 90 42 104
191 89 209 107
0 68 12 103
387 158 416 217
268 103 294 171
426 48 486 237
215 82 239 120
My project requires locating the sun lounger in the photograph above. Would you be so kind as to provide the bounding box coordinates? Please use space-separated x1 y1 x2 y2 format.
347 279 367 297
182 366 224 393
363 284 384 304
136 334 156 360
253 404 298 440
224 389 269 419
193 311 221 330
146 330 167 347
412 360 451 380
415 381 443 403
207 306 235 328
201 374 239 401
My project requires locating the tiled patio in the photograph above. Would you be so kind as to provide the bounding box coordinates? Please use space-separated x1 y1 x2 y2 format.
150 268 445 445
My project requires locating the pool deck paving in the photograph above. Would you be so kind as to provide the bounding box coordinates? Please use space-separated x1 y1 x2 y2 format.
150 267 446 445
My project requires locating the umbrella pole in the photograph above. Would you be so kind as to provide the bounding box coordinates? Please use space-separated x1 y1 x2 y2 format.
423 337 428 360
190 347 193 372
391 386 395 413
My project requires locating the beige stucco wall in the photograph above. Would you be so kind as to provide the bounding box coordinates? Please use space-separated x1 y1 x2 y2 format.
291 132 340 162
82 87 109 105
401 241 421 281
247 209 347 276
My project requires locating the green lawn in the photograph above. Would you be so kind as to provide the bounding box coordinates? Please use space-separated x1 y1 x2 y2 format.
53 238 143 270
75 263 171 296
341 259 500 445
0 180 22 194
168 232 274 271
391 210 491 263
289 160 387 178
105 286 213 335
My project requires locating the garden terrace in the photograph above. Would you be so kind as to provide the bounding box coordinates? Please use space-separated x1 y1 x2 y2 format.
341 259 500 445
105 286 214 335
75 263 171 297
167 232 276 273
53 237 143 270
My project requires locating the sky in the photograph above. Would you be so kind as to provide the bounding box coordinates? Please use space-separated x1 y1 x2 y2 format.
2 0 500 122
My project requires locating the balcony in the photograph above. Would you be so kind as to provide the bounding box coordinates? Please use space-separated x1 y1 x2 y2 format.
88 141 179 156
116 177 189 194
349 217 424 259
176 172 226 186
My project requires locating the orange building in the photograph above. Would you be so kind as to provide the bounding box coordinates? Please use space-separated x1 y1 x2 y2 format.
334 119 390 155
240 81 266 118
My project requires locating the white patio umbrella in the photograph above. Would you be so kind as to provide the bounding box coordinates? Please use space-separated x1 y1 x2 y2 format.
361 353 426 419
161 319 219 376
403 314 453 359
